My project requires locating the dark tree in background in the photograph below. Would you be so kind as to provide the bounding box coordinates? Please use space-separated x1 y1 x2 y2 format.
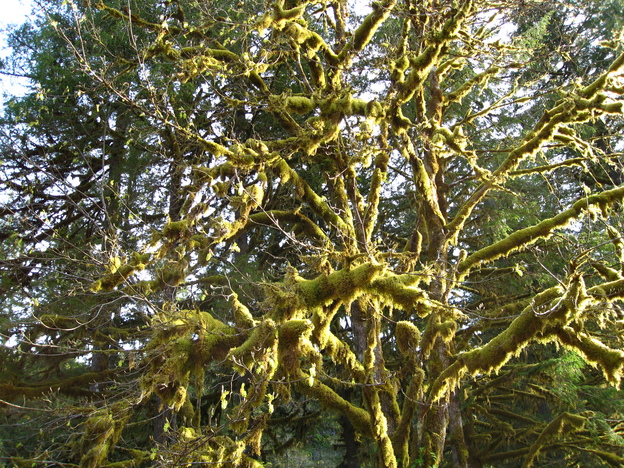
2 0 624 466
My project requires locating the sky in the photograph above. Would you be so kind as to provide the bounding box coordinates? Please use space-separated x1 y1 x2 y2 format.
0 0 32 29
0 0 34 97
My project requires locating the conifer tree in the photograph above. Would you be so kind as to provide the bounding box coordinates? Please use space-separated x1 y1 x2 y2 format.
2 0 624 466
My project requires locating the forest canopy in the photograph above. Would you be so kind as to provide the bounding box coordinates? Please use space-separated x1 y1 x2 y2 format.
2 0 624 466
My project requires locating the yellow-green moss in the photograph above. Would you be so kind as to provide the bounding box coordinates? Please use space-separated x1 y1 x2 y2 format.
293 367 372 437
459 185 624 274
284 96 315 114
371 275 429 316
396 321 421 354
228 319 277 372
162 219 190 239
523 412 586 468
297 263 384 308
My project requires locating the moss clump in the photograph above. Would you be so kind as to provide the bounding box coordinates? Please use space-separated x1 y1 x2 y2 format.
278 319 313 372
79 409 120 468
91 265 137 292
284 96 315 114
371 275 429 316
228 319 277 372
366 100 384 119
396 321 420 354
231 294 256 329
162 219 190 239
297 262 384 308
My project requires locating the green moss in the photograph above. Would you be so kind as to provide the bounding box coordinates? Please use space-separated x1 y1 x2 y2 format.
278 319 313 372
366 100 384 119
523 412 586 468
37 314 79 329
371 275 429 315
339 0 396 60
459 185 624 273
162 219 190 239
91 265 137 292
297 262 384 308
555 327 624 385
79 409 119 468
396 321 420 354
228 319 277 372
293 366 372 437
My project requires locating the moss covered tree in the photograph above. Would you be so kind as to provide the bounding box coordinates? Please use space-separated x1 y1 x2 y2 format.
3 0 624 466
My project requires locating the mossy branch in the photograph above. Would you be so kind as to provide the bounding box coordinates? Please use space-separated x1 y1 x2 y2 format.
427 284 575 402
273 157 353 236
248 210 328 243
522 412 586 468
337 0 397 64
297 263 385 308
458 185 624 274
554 327 624 385
370 275 431 316
396 0 473 104
510 157 587 177
0 370 117 401
444 66 501 106
293 368 373 437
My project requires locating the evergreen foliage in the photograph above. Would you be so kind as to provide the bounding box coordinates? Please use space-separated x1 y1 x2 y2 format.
2 0 624 466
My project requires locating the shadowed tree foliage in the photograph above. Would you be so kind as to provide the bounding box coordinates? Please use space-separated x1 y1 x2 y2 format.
2 0 624 466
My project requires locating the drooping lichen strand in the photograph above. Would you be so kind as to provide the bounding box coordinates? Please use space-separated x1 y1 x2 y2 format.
458 185 624 274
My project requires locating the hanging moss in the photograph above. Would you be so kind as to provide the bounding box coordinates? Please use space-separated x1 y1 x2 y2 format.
396 321 420 355
230 294 257 329
283 96 314 114
555 327 624 385
428 286 566 402
297 262 384 308
91 264 137 292
162 219 190 240
458 185 624 274
278 319 313 372
522 412 586 468
293 367 373 437
370 275 430 316
336 0 397 63
78 408 125 468
0 370 116 401
228 319 277 373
